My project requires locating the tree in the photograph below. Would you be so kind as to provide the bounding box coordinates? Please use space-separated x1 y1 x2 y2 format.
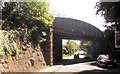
2 1 54 43
0 1 54 56
95 2 120 30
95 2 120 56
62 40 80 56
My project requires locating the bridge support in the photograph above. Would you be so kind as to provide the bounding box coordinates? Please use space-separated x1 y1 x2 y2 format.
53 34 62 63
91 40 103 58
41 27 53 66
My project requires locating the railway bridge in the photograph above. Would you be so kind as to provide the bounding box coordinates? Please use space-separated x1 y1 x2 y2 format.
44 17 104 65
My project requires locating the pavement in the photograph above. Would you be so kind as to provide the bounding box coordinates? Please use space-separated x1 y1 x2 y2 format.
38 65 63 72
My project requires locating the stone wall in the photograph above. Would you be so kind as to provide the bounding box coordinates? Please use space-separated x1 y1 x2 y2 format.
0 28 54 72
0 42 47 72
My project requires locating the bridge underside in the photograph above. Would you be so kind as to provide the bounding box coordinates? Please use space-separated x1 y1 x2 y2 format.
53 17 104 63
54 30 100 40
53 33 104 63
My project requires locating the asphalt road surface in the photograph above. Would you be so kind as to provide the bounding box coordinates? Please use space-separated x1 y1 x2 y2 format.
40 58 120 74
57 61 120 74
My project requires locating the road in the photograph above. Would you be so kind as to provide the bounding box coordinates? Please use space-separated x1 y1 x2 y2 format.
56 61 120 74
40 59 120 74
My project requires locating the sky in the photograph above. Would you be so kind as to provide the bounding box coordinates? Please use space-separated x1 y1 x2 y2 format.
49 0 106 31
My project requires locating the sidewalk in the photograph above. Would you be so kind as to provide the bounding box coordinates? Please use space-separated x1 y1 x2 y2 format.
38 65 63 72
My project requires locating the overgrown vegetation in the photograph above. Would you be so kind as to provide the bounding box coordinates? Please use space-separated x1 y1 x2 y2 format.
0 1 54 57
0 30 20 57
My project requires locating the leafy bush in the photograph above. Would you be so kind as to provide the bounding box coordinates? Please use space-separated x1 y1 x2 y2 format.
0 30 20 57
2 2 54 43
0 1 54 57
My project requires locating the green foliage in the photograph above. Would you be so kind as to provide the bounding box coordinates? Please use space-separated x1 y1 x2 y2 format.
62 40 80 56
96 2 120 23
1 1 54 56
0 30 20 57
2 1 54 43
95 2 120 30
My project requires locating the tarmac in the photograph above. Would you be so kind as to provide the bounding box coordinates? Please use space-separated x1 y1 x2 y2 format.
38 65 63 72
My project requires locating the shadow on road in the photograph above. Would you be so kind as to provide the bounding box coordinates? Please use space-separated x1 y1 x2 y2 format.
87 61 120 69
74 69 120 74
54 58 96 65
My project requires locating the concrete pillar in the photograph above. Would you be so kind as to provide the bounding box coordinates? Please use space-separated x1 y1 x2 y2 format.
53 34 62 63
